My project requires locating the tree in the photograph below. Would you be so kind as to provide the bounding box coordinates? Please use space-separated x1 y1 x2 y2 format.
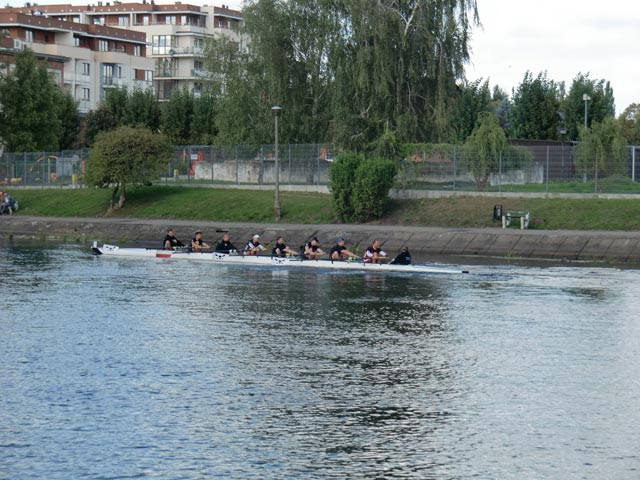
574 117 627 180
463 112 507 191
450 78 491 143
204 0 479 146
191 90 218 144
125 87 161 131
508 71 561 140
0 49 63 151
618 103 640 145
85 126 172 212
563 73 615 140
161 87 195 145
83 106 118 146
57 90 82 150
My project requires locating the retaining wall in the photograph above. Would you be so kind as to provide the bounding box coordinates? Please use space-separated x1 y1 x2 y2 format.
2 216 640 265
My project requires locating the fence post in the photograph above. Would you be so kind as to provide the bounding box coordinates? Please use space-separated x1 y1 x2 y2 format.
546 146 549 193
211 145 214 184
288 144 292 185
594 153 598 193
632 146 636 182
498 151 502 193
235 145 239 185
453 145 456 192
317 143 320 186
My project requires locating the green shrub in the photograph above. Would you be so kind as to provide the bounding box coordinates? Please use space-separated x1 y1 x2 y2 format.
352 157 397 221
329 152 363 222
329 153 397 222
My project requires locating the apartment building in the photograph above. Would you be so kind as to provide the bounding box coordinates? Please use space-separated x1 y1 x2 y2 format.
0 10 153 113
4 2 245 101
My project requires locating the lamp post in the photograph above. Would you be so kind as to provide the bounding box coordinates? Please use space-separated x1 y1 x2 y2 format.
582 93 591 129
271 105 282 221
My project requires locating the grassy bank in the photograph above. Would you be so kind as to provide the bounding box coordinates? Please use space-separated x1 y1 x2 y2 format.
7 186 640 230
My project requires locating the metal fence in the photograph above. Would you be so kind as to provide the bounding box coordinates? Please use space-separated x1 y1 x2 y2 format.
2 143 639 194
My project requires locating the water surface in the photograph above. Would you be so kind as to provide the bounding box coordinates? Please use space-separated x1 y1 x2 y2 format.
1 240 639 479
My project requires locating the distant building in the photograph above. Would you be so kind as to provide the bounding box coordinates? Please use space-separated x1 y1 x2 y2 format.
0 10 153 113
1 2 245 102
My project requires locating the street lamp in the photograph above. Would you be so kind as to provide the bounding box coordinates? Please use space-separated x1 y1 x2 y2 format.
271 105 282 221
582 94 591 129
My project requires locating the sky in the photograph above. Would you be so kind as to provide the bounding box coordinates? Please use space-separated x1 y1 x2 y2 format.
467 0 640 116
5 0 638 115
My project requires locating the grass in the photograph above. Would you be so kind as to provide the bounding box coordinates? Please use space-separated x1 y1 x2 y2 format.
8 185 640 230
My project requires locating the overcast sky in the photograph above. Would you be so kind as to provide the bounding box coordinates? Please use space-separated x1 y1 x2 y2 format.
467 0 640 115
6 0 638 114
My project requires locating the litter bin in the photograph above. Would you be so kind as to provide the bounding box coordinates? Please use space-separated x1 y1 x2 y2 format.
493 204 502 221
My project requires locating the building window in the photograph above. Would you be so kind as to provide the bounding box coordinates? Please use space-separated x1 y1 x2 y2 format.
165 15 176 25
25 30 34 42
152 35 175 55
134 45 141 57
74 37 80 46
99 40 108 52
82 88 90 101
93 16 104 25
82 62 90 75
117 16 129 26
145 70 153 82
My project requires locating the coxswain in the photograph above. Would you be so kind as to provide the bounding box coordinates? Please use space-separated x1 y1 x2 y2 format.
390 246 411 265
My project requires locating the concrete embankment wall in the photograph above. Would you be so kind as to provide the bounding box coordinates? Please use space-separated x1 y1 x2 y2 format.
2 216 640 265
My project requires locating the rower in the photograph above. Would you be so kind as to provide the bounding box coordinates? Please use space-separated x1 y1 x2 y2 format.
272 236 298 257
329 237 358 260
163 228 185 250
390 246 411 265
192 230 211 251
215 233 238 253
244 234 266 256
303 237 325 260
363 240 388 264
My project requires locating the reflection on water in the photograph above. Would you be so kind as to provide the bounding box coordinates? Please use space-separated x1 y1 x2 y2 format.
1 241 640 479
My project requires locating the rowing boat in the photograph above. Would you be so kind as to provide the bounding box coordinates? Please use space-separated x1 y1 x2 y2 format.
91 242 469 275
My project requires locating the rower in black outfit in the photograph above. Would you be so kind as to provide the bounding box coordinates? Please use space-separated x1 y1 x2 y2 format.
215 233 238 253
163 229 185 250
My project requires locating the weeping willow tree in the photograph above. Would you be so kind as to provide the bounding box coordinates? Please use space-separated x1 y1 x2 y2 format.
333 0 479 149
204 0 479 147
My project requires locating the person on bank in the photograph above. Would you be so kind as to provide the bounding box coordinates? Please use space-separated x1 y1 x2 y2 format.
329 237 358 260
390 246 411 265
303 237 325 260
244 234 266 256
191 230 211 251
163 229 185 250
215 233 238 253
272 236 298 257
363 239 388 264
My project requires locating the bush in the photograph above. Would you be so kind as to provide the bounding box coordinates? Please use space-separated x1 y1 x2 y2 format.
329 153 397 222
352 157 397 221
329 152 363 222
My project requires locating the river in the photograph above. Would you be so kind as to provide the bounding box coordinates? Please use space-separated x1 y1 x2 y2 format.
1 240 639 479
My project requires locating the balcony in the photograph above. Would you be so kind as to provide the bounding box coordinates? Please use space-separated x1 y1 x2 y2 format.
102 76 126 87
154 69 178 78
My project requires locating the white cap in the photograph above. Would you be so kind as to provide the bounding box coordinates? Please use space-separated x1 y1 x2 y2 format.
253 234 260 239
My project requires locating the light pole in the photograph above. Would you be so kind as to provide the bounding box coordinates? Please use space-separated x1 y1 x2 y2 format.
271 105 282 221
582 93 591 129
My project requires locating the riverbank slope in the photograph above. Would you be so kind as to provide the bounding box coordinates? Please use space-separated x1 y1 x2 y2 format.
2 215 640 265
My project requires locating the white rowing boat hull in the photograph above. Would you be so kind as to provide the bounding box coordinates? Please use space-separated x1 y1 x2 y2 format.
91 243 468 275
